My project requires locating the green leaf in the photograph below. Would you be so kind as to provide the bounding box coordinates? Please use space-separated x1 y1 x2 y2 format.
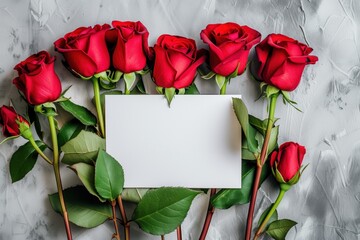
49 186 112 228
215 74 226 89
201 70 216 80
61 130 105 165
124 72 137 91
10 140 46 183
164 87 176 106
185 83 200 95
122 188 149 203
249 115 267 136
266 219 297 240
95 150 124 201
232 98 258 153
268 126 279 155
132 187 200 235
69 163 105 202
58 100 97 126
132 77 146 94
258 204 278 229
57 119 86 147
211 161 270 209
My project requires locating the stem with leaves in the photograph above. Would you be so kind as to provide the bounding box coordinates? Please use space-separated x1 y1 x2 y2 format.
28 137 52 165
254 188 286 240
244 94 278 240
92 77 105 138
199 188 216 240
48 115 72 240
117 196 130 240
111 200 121 240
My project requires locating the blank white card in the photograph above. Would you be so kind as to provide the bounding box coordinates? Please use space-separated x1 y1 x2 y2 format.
105 95 241 188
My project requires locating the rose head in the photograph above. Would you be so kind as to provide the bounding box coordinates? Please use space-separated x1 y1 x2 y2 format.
0 106 29 137
200 22 261 77
109 21 150 73
13 51 62 105
270 142 306 184
54 24 110 77
152 34 206 89
256 34 318 91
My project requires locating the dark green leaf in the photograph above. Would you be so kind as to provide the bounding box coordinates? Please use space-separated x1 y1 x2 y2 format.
136 76 146 94
232 98 258 153
211 161 270 209
258 204 278 229
122 189 149 203
49 186 112 228
132 187 200 235
266 219 297 240
185 83 200 95
249 115 267 136
69 163 105 202
58 100 97 126
95 150 124 201
10 141 46 183
57 119 86 147
61 130 105 165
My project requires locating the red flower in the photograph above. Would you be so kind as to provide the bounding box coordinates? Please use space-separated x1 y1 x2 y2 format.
13 51 62 105
109 20 150 73
54 24 111 77
0 106 29 137
270 142 306 183
153 34 206 89
200 22 261 76
255 34 318 91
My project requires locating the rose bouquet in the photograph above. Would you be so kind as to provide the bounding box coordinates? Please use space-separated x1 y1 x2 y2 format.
0 20 317 240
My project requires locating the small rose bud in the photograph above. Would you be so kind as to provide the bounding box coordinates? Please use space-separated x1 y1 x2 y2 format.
0 106 30 138
270 142 306 186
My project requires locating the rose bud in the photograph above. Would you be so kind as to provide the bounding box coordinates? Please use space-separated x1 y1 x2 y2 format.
153 34 206 89
255 34 318 91
109 20 150 73
200 22 261 77
0 106 30 138
270 142 306 186
54 24 111 78
13 51 62 105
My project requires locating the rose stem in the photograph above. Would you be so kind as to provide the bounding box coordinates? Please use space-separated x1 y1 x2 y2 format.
254 189 286 240
176 225 182 240
111 200 121 240
92 77 105 138
28 137 52 165
161 235 165 240
48 115 72 240
117 196 130 240
199 188 216 240
244 94 278 240
220 82 227 95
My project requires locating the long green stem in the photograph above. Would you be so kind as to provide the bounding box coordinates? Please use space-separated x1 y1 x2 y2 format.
220 82 227 95
254 189 286 239
48 115 72 240
28 137 52 164
92 77 105 138
244 94 278 240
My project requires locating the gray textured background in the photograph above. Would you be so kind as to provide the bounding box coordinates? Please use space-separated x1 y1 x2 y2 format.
0 0 359 239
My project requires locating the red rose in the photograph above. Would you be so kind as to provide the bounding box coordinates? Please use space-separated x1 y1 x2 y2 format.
153 34 206 89
54 24 111 77
0 106 29 137
256 34 318 91
270 142 306 183
109 21 150 73
13 51 62 105
200 22 261 76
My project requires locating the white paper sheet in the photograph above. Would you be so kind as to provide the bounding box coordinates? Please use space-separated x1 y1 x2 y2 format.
106 95 242 188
